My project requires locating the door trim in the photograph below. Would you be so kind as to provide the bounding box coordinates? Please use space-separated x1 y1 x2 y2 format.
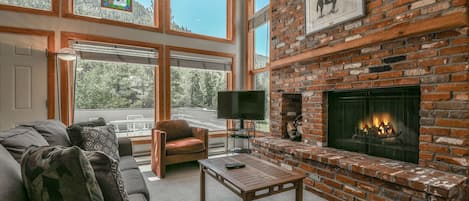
0 26 56 119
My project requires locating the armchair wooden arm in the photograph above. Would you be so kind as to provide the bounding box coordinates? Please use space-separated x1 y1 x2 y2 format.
191 127 209 158
151 128 166 177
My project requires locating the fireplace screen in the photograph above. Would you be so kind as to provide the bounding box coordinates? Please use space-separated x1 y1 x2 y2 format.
328 86 420 163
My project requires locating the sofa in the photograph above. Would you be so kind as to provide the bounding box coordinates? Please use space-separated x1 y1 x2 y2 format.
0 120 149 201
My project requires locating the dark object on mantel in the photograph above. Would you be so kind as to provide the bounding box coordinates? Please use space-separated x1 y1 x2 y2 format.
382 55 407 64
369 65 391 73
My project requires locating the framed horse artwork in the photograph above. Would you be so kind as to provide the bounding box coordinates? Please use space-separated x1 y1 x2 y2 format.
305 0 365 34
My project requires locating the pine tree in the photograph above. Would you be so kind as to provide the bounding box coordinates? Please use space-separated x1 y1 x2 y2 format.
190 72 203 107
171 69 185 107
203 72 216 108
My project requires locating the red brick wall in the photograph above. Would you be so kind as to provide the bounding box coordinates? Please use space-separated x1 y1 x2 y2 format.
269 0 469 175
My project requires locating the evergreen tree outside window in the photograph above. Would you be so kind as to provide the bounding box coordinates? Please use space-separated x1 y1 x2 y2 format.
74 59 155 137
170 67 228 131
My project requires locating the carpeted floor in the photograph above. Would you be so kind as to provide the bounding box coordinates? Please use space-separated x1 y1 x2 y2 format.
139 161 326 201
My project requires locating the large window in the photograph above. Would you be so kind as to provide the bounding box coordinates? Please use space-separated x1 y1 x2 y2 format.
247 0 270 132
71 41 159 137
67 0 159 30
169 49 232 131
167 0 233 42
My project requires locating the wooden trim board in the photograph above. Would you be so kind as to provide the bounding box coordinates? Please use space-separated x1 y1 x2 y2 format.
270 12 469 70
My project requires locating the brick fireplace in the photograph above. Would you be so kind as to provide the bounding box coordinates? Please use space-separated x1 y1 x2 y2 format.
251 0 469 200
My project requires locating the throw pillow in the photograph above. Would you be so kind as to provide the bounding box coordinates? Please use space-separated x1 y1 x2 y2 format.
67 118 106 146
84 151 128 201
21 146 104 201
0 127 49 163
20 120 71 146
81 125 120 161
0 144 28 201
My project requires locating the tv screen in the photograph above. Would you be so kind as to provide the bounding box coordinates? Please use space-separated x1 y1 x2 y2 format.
217 91 265 120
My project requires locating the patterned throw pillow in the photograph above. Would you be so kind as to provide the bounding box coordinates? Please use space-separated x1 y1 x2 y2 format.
84 151 128 201
81 125 120 161
21 146 104 201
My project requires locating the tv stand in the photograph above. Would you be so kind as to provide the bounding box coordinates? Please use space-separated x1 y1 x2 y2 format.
225 120 255 154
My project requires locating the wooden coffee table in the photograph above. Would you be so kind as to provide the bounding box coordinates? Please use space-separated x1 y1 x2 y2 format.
198 154 306 201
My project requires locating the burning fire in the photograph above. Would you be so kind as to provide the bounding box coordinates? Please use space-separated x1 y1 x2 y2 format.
358 113 396 137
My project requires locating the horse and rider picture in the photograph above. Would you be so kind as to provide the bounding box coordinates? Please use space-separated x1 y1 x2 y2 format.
306 0 365 34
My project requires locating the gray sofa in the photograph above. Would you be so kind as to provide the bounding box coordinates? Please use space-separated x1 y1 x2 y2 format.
0 122 149 201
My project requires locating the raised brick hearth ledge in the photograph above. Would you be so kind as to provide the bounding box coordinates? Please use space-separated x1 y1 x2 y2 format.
252 137 468 200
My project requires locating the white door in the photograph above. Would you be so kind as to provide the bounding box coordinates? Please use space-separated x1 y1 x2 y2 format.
0 33 48 130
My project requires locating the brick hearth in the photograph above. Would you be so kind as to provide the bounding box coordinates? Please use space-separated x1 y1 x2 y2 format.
260 0 469 200
252 137 467 200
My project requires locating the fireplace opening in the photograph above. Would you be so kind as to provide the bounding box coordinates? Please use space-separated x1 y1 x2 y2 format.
328 86 420 163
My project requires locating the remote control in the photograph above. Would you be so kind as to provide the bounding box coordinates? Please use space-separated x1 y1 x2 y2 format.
225 162 245 169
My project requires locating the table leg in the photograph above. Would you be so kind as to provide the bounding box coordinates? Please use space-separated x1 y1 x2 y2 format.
296 180 303 201
200 166 205 201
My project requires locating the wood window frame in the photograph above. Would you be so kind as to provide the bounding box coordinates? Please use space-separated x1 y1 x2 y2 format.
60 32 164 126
164 45 236 132
0 0 59 16
164 0 235 43
0 26 56 119
246 0 271 134
62 0 163 32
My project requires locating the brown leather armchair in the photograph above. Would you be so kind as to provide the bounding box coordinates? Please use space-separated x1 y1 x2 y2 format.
151 120 208 178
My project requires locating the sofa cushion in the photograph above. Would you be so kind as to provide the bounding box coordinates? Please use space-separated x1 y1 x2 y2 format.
156 120 192 141
119 156 139 171
84 151 128 201
166 137 205 155
0 127 49 163
67 118 106 146
81 125 120 161
0 144 28 201
21 146 104 201
121 169 149 200
20 120 71 146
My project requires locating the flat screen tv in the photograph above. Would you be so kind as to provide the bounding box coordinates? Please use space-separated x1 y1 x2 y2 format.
217 90 265 121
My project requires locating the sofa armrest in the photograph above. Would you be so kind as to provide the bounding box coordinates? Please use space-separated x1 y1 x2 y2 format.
118 137 133 157
191 127 208 158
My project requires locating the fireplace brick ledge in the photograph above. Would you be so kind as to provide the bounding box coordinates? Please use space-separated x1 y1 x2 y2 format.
252 137 468 200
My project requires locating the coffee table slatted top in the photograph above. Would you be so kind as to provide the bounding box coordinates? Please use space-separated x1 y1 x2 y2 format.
198 154 306 192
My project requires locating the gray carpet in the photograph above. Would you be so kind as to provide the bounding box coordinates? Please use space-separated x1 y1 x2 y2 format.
140 162 326 201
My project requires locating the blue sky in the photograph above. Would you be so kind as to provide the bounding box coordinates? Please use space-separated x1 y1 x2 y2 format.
136 0 269 55
255 23 270 57
170 0 227 38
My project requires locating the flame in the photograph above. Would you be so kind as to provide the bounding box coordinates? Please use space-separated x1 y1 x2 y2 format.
358 113 396 136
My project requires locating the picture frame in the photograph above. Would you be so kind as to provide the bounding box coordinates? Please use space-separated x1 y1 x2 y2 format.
305 0 365 35
101 0 132 12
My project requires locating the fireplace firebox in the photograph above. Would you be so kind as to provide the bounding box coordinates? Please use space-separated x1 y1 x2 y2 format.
328 86 420 163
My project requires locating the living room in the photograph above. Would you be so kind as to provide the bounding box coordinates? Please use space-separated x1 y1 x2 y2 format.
0 0 468 201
